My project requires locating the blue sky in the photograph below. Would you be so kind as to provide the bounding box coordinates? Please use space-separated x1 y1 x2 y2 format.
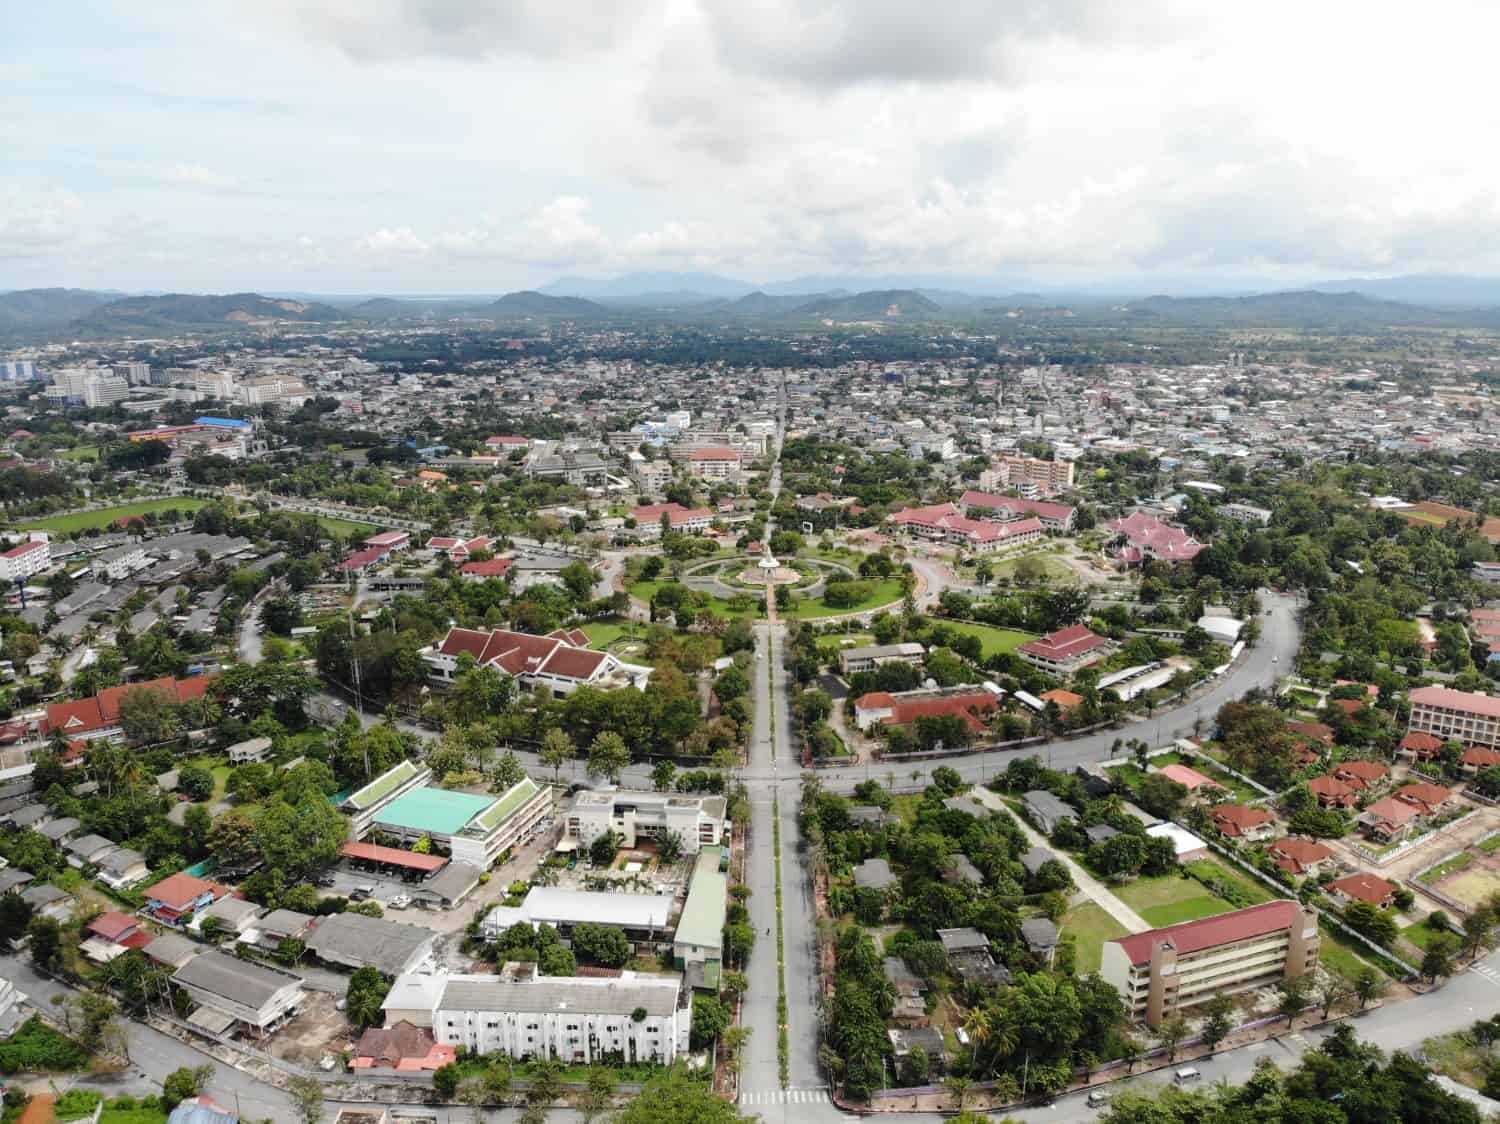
6 1 1500 294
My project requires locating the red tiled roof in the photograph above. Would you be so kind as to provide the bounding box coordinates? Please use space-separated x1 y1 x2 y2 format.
1410 686 1500 718
1363 796 1419 825
958 490 1075 522
2 540 47 560
341 546 389 571
342 841 447 873
1335 759 1388 786
1018 624 1110 663
882 694 999 733
539 645 608 680
44 676 213 738
1040 689 1083 710
1400 731 1444 754
88 910 139 942
549 627 591 648
1288 721 1336 745
1328 873 1396 906
690 447 740 461
1158 763 1221 791
1464 747 1500 768
460 558 514 579
1308 775 1356 802
147 872 225 910
1106 511 1206 561
1110 900 1302 966
855 692 897 710
1268 836 1333 869
1397 781 1450 811
1212 804 1273 837
890 502 1044 544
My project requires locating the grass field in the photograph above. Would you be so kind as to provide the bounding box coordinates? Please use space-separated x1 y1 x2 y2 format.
987 552 1077 585
580 620 644 649
629 580 762 620
1420 851 1476 884
1319 923 1388 981
938 620 1037 657
1401 919 1446 951
1111 872 1232 927
815 631 876 656
1441 866 1500 908
17 497 208 533
59 444 100 462
317 516 379 538
1062 901 1129 974
779 578 905 620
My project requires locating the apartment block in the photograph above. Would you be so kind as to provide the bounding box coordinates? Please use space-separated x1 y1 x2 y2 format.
564 789 726 854
1407 685 1500 749
1101 901 1319 1027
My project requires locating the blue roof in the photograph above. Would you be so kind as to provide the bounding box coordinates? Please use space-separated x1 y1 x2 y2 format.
168 1102 237 1124
195 416 251 428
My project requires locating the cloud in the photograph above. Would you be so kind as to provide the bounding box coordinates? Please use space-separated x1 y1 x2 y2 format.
166 163 240 190
263 0 654 62
0 189 84 261
355 226 431 255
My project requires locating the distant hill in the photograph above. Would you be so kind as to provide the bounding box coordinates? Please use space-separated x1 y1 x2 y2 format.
726 291 827 316
789 289 942 319
486 291 606 317
83 292 344 329
1307 274 1500 309
540 271 756 300
0 288 114 329
1124 289 1500 328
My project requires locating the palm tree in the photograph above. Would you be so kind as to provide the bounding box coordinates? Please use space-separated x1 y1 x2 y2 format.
943 1075 973 1111
962 1008 993 1075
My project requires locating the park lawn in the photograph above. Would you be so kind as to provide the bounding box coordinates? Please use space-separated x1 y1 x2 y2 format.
1401 919 1445 952
1420 852 1476 884
17 497 208 534
987 551 1077 585
59 444 100 462
317 516 379 538
938 620 1037 657
1111 872 1231 928
779 578 905 620
1062 902 1129 974
580 620 642 649
816 631 876 656
629 580 762 620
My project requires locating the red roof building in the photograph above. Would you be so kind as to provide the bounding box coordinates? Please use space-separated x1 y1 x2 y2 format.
882 694 999 734
1268 836 1334 875
422 626 650 695
1463 746 1500 771
43 675 214 742
1333 759 1388 789
87 910 141 944
341 546 390 572
145 872 229 922
1106 511 1206 564
1211 804 1276 839
1396 781 1451 815
1040 688 1083 711
341 840 447 873
889 502 1045 553
1307 774 1358 808
1016 625 1113 676
1327 873 1398 909
459 558 515 582
1289 721 1337 746
1399 731 1445 760
631 503 715 534
1158 763 1223 793
958 490 1077 532
1360 796 1422 839
352 1022 457 1071
1408 686 1500 749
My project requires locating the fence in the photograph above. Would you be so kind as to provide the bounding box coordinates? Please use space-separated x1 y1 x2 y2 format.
1347 808 1483 867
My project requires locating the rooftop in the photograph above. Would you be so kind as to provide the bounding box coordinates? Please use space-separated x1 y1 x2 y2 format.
375 786 498 836
1111 900 1302 966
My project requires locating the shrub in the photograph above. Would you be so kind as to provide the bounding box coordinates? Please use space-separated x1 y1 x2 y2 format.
0 1017 90 1073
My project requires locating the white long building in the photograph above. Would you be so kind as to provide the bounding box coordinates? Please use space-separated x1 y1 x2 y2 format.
564 789 727 855
383 967 691 1065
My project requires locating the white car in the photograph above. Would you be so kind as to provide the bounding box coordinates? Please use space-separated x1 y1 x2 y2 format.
388 894 412 910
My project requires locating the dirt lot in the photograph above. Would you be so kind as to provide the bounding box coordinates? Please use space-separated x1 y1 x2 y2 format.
267 991 352 1066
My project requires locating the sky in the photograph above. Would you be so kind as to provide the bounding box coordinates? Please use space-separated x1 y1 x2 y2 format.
6 1 1500 295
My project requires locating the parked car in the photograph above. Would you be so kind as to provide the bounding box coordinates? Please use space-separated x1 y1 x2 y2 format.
316 873 337 887
388 894 412 910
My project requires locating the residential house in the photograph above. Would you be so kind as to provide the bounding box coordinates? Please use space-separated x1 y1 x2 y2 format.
1157 763 1225 799
351 1021 456 1073
1211 804 1276 841
305 912 434 976
145 872 229 924
1016 625 1113 676
1308 775 1359 809
172 949 305 1036
1399 731 1446 761
883 957 928 1026
1360 796 1423 841
1327 873 1398 910
1023 790 1076 834
422 626 652 695
837 642 925 676
96 847 149 890
1334 759 1390 790
1267 837 1335 877
853 858 896 891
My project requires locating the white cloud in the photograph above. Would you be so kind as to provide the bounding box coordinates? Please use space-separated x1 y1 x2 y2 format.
165 163 240 190
355 227 431 255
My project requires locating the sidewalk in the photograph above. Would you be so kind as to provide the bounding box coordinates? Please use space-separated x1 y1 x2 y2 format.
968 787 1150 934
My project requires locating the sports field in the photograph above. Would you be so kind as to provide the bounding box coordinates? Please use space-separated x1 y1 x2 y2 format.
939 620 1036 657
17 497 208 533
1441 867 1500 909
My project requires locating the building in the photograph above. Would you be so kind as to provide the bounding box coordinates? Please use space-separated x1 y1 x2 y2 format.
418 967 691 1064
167 1097 238 1124
460 558 515 582
42 675 214 743
1211 804 1276 841
889 502 1045 553
564 789 726 855
305 912 434 976
1106 511 1206 565
1016 625 1113 676
0 537 50 582
1101 901 1319 1027
854 857 896 891
96 847 149 890
351 1022 456 1073
364 531 411 553
1267 837 1335 876
686 447 742 480
172 949 305 1036
422 626 652 696
959 490 1077 532
145 872 230 924
1360 796 1422 840
1327 873 1398 909
1407 686 1500 749
673 847 727 990
0 359 40 382
630 503 715 535
1145 821 1209 862
852 689 1000 735
481 888 674 950
1223 503 1273 526
978 454 1075 497
227 736 272 765
354 773 553 870
1022 790 1076 834
838 642 925 676
1157 763 1224 797
92 544 148 582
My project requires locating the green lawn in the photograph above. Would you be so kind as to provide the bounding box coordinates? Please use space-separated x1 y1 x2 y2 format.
59 444 100 462
1401 919 1446 951
937 620 1037 657
317 516 379 538
1147 751 1186 768
1062 901 1129 974
1420 852 1475 884
17 497 208 534
816 631 876 656
778 578 905 619
986 552 1077 585
1319 926 1385 982
580 620 643 649
1191 860 1277 906
1111 872 1232 927
1481 834 1500 854
1105 763 1147 789
629 580 763 620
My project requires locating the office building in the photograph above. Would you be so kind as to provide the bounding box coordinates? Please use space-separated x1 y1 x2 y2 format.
1407 685 1500 749
564 789 726 855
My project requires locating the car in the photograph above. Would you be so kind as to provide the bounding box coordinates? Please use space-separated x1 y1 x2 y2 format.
316 874 337 887
349 887 371 902
388 894 412 910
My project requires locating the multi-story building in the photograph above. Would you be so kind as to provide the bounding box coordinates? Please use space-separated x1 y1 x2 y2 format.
44 367 128 407
1101 901 1319 1027
1223 503 1273 526
1016 625 1113 676
0 360 39 382
630 503 715 536
979 455 1075 497
92 544 148 582
889 502 1045 553
114 363 153 386
408 967 692 1065
685 447 742 481
1407 685 1500 748
1106 511 1206 565
0 536 50 582
838 642 926 676
959 490 1077 533
564 789 726 855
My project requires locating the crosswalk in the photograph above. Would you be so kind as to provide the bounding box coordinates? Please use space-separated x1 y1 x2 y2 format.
1470 961 1500 989
740 1088 832 1106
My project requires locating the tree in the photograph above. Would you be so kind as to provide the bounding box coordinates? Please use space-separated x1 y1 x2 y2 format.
1315 975 1351 1019
614 1075 754 1124
540 728 574 783
572 922 630 967
1277 975 1310 1026
492 750 526 790
433 1063 462 1099
1200 993 1235 1049
117 686 180 745
27 916 63 972
589 828 621 866
1424 932 1461 982
260 596 305 636
658 829 685 864
586 731 631 784
1464 908 1496 960
690 993 730 1049
0 893 34 943
943 1075 973 1111
1354 966 1387 1009
162 1065 213 1109
580 1068 616 1124
346 966 392 1030
177 764 214 802
652 759 677 791
539 944 576 976
275 937 305 966
207 809 259 867
1343 902 1398 947
1158 1012 1189 1061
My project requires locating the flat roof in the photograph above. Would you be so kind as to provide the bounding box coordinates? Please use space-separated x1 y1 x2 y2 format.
375 786 497 836
485 887 673 931
675 847 727 951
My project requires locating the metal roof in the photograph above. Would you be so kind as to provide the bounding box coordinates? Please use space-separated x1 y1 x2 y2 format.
374 786 496 836
173 949 302 1009
485 887 673 932
438 972 680 1017
674 847 726 951
306 912 433 975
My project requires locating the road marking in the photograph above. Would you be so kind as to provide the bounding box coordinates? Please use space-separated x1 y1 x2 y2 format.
1470 963 1500 989
741 1088 830 1105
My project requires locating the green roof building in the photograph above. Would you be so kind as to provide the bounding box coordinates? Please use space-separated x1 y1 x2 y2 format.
673 845 727 990
371 775 552 871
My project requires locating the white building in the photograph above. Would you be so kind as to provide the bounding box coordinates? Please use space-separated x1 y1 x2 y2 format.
422 627 652 697
92 544 148 582
1223 503 1273 526
564 789 726 855
0 360 39 382
414 968 691 1065
0 537 50 582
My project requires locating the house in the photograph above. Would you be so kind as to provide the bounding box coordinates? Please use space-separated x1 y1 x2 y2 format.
853 858 897 891
1084 824 1119 845
1102 902 1319 1027
1146 822 1210 862
887 1025 948 1071
0 868 34 896
95 847 149 890
227 736 272 765
1289 721 1337 748
1016 625 1113 676
1211 804 1277 841
255 909 315 950
1464 746 1500 773
1021 917 1060 958
1040 688 1084 712
1399 731 1446 761
422 626 652 696
1308 775 1359 809
192 897 263 939
1158 763 1224 798
145 872 229 924
851 688 999 733
363 531 411 553
63 834 116 868
1327 873 1398 909
1023 790 1076 834
460 558 515 582
306 912 434 976
167 1097 239 1124
1105 511 1206 565
1267 837 1335 877
936 927 1009 987
144 932 201 971
1396 781 1453 816
940 854 984 887
411 862 483 910
883 957 928 1025
1360 796 1422 840
21 884 74 924
351 1021 456 1072
1334 759 1390 790
172 949 305 1036
837 642 925 676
